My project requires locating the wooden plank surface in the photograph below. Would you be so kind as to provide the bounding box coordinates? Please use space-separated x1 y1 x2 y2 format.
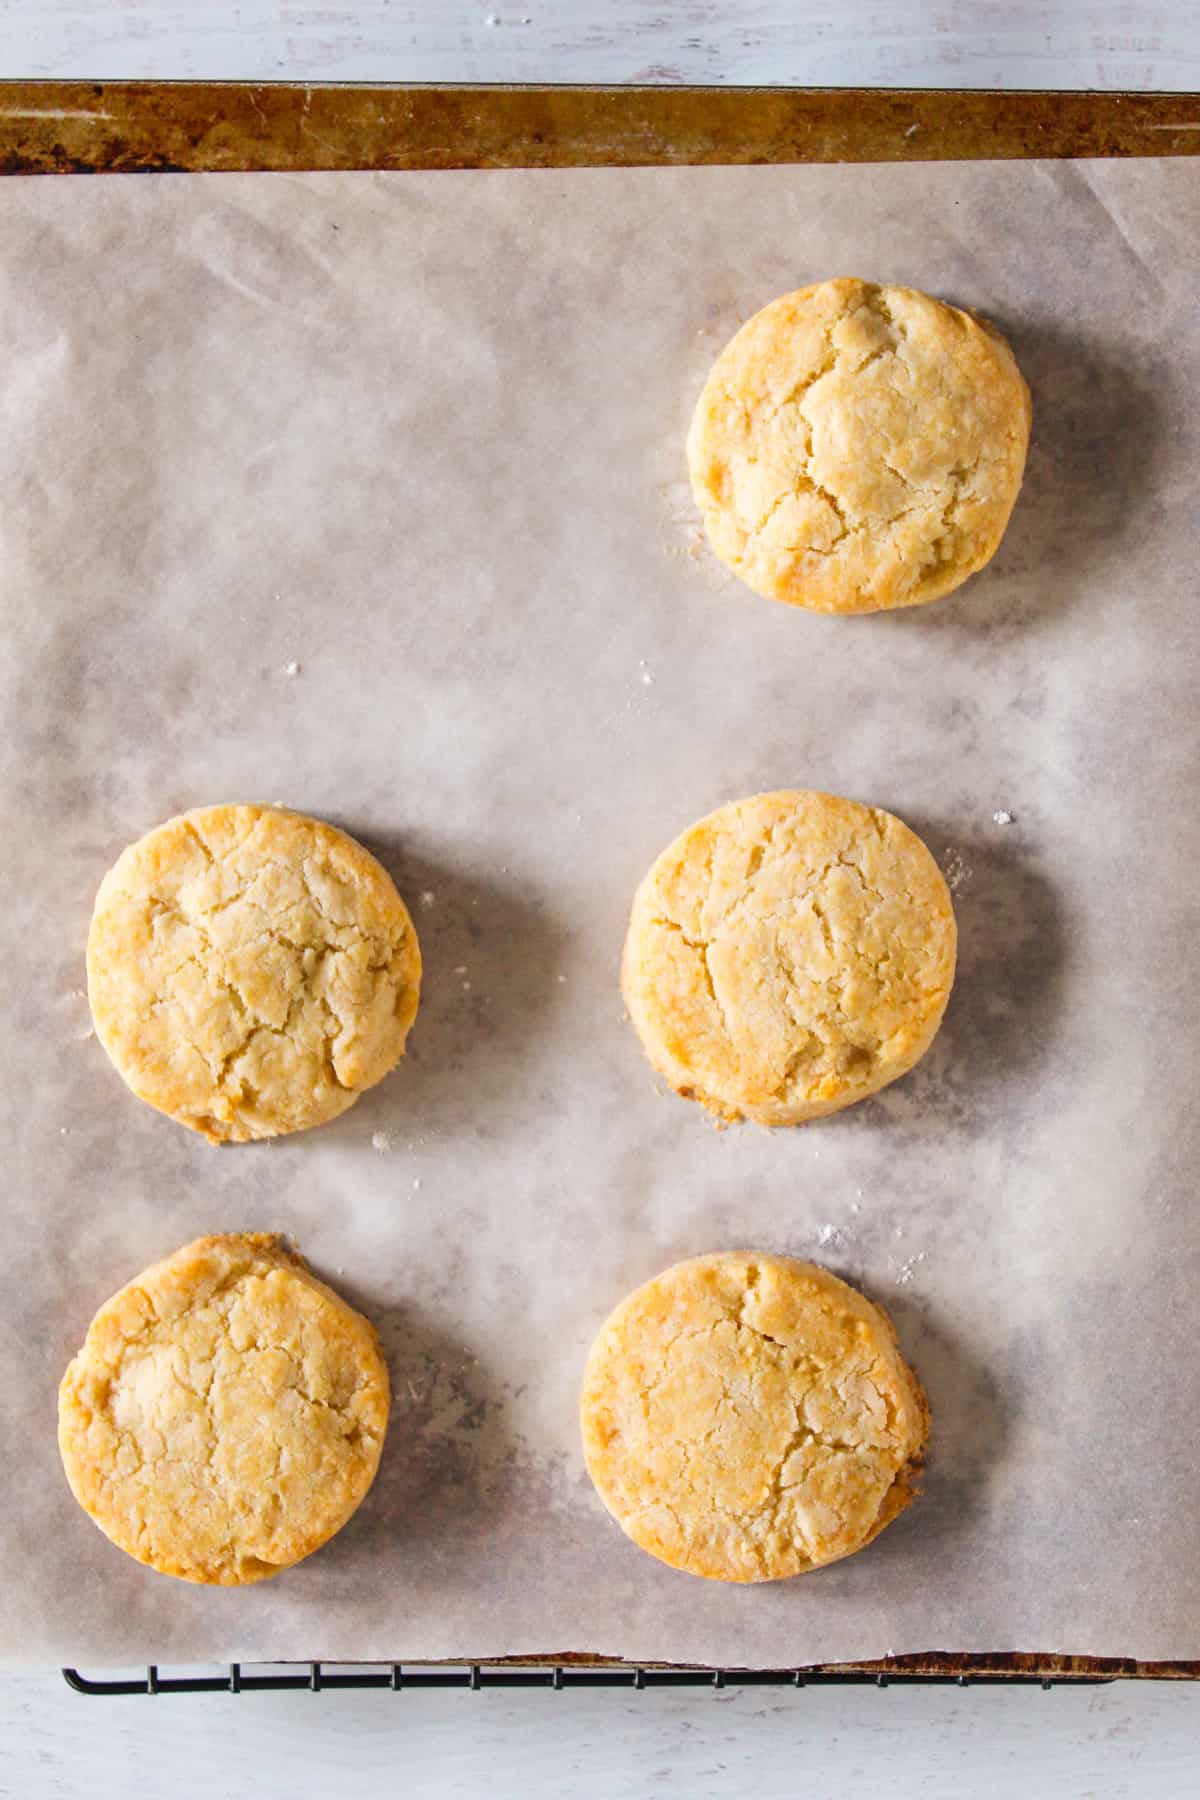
0 81 1198 175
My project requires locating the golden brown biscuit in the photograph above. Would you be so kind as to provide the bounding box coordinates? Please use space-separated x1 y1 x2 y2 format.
687 277 1031 613
622 790 956 1126
58 1233 390 1585
87 804 421 1142
581 1252 929 1583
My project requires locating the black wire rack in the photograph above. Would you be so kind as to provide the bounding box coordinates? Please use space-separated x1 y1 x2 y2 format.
61 1658 1134 1697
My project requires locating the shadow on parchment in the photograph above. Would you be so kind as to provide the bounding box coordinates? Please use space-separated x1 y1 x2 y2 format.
522 820 1065 1153
312 825 572 1149
863 319 1167 643
704 1287 1016 1630
854 823 1071 1138
827 1287 1011 1582
353 1304 515 1547
294 1268 530 1591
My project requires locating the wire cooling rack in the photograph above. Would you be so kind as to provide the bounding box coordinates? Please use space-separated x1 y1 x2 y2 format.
64 1656 1180 1696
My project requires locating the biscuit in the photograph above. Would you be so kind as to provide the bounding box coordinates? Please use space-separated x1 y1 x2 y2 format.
687 277 1031 613
87 804 421 1142
58 1233 390 1585
622 790 956 1125
581 1252 929 1582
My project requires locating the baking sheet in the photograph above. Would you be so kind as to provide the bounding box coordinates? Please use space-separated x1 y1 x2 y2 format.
2 159 1198 1669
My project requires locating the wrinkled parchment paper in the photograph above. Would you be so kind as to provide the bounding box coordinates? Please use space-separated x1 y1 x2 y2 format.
2 160 1198 1668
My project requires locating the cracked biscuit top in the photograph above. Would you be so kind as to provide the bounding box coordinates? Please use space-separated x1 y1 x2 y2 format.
58 1233 390 1585
87 804 421 1143
622 790 956 1126
581 1253 929 1582
687 277 1031 614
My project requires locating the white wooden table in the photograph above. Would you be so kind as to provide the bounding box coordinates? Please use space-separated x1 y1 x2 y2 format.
3 0 1200 88
3 5 1199 1795
4 1674 1200 1797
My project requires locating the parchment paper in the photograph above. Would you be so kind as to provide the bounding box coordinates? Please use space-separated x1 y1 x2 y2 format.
2 160 1198 1669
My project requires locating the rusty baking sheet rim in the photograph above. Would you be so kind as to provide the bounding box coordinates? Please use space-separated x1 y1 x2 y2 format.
1 81 1199 176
